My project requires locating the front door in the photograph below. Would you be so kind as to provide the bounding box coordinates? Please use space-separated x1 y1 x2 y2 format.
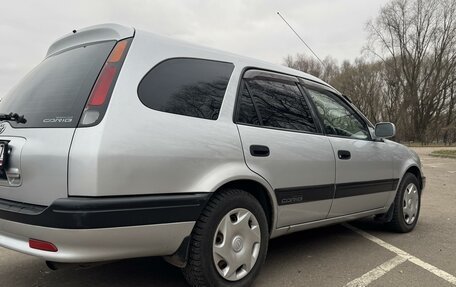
304 85 394 217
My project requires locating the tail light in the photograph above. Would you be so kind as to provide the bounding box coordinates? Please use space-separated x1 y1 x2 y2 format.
79 38 132 126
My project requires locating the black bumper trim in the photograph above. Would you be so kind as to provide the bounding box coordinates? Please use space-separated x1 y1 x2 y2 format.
0 193 211 229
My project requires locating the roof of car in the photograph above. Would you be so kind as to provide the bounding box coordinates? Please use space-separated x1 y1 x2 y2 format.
48 23 338 92
136 28 338 90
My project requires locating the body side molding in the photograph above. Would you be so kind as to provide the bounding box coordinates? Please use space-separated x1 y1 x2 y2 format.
275 178 399 206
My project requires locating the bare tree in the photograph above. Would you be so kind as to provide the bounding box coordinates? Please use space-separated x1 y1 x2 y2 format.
331 59 383 123
282 0 456 145
366 0 456 143
284 54 339 83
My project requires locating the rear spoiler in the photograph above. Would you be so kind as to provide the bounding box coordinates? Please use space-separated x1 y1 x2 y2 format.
46 23 135 58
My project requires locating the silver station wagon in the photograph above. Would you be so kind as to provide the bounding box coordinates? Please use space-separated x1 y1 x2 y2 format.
0 24 425 287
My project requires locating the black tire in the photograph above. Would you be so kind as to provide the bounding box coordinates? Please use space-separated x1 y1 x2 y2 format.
387 173 421 233
182 189 269 287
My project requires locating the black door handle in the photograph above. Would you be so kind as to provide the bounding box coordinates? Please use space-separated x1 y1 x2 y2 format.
338 150 351 160
250 145 270 157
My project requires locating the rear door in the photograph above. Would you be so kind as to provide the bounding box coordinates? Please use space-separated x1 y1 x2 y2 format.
303 83 394 217
235 70 335 228
0 41 116 206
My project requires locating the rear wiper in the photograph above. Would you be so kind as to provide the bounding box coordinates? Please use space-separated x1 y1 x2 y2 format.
0 113 27 124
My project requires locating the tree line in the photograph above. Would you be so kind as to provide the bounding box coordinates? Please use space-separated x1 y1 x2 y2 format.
284 0 456 145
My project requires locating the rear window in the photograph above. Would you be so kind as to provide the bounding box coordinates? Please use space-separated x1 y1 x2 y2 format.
137 58 234 120
0 41 115 128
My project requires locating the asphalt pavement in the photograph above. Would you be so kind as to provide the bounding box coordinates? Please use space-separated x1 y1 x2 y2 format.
1 147 455 287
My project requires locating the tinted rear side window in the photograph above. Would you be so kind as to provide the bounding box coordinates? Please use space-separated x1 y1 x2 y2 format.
237 83 260 125
0 41 115 128
138 58 234 120
243 79 317 133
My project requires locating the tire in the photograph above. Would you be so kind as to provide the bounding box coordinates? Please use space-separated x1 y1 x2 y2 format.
182 189 269 287
387 173 421 233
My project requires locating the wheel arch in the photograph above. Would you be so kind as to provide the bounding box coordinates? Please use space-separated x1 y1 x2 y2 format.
165 177 277 269
385 162 424 212
214 179 277 234
377 164 424 224
404 165 423 190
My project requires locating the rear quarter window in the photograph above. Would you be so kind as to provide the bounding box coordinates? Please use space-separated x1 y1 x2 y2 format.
137 58 234 120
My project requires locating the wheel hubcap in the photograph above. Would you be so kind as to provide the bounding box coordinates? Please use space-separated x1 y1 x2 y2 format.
232 236 244 253
403 183 419 225
212 208 261 281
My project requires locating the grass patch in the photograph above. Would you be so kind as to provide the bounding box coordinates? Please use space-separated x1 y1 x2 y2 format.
430 150 456 159
404 142 456 147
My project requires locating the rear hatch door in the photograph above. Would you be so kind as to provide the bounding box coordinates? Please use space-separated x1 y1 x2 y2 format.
0 40 116 206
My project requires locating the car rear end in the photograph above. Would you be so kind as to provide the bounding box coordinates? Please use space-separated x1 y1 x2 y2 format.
0 24 197 263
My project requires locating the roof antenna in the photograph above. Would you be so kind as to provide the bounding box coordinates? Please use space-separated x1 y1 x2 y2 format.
277 12 326 69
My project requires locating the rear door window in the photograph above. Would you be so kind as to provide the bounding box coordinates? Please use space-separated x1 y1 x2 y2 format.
237 82 261 126
137 58 234 120
238 78 317 133
0 41 115 128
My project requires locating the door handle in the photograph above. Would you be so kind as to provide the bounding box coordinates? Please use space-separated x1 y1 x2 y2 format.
250 145 270 157
338 150 351 160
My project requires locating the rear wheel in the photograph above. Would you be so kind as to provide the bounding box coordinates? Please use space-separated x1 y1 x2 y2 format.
183 189 269 287
387 173 421 233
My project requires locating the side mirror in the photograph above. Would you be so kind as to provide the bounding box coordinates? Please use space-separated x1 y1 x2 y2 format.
375 122 396 139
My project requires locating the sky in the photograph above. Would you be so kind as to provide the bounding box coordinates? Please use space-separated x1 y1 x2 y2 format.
0 0 389 96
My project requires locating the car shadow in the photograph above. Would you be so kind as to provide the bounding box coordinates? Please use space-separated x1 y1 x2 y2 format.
29 220 389 287
33 257 188 287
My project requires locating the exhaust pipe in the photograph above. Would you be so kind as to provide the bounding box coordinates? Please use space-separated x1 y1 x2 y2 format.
46 261 75 271
46 261 113 271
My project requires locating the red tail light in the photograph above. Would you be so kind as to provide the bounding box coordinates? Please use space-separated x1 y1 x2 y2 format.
29 239 58 252
88 65 117 106
80 38 132 126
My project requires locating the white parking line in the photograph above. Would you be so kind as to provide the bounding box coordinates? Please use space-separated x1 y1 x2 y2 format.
345 255 407 287
343 224 456 286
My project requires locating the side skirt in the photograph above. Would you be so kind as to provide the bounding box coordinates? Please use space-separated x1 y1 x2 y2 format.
271 207 387 238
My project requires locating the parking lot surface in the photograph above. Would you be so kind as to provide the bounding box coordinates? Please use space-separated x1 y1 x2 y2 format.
1 147 455 286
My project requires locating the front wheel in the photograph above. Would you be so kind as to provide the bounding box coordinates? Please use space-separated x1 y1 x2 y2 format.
387 173 421 233
183 189 269 287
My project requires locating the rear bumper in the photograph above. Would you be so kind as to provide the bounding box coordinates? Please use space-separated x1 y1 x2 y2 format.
0 193 210 262
0 219 194 263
